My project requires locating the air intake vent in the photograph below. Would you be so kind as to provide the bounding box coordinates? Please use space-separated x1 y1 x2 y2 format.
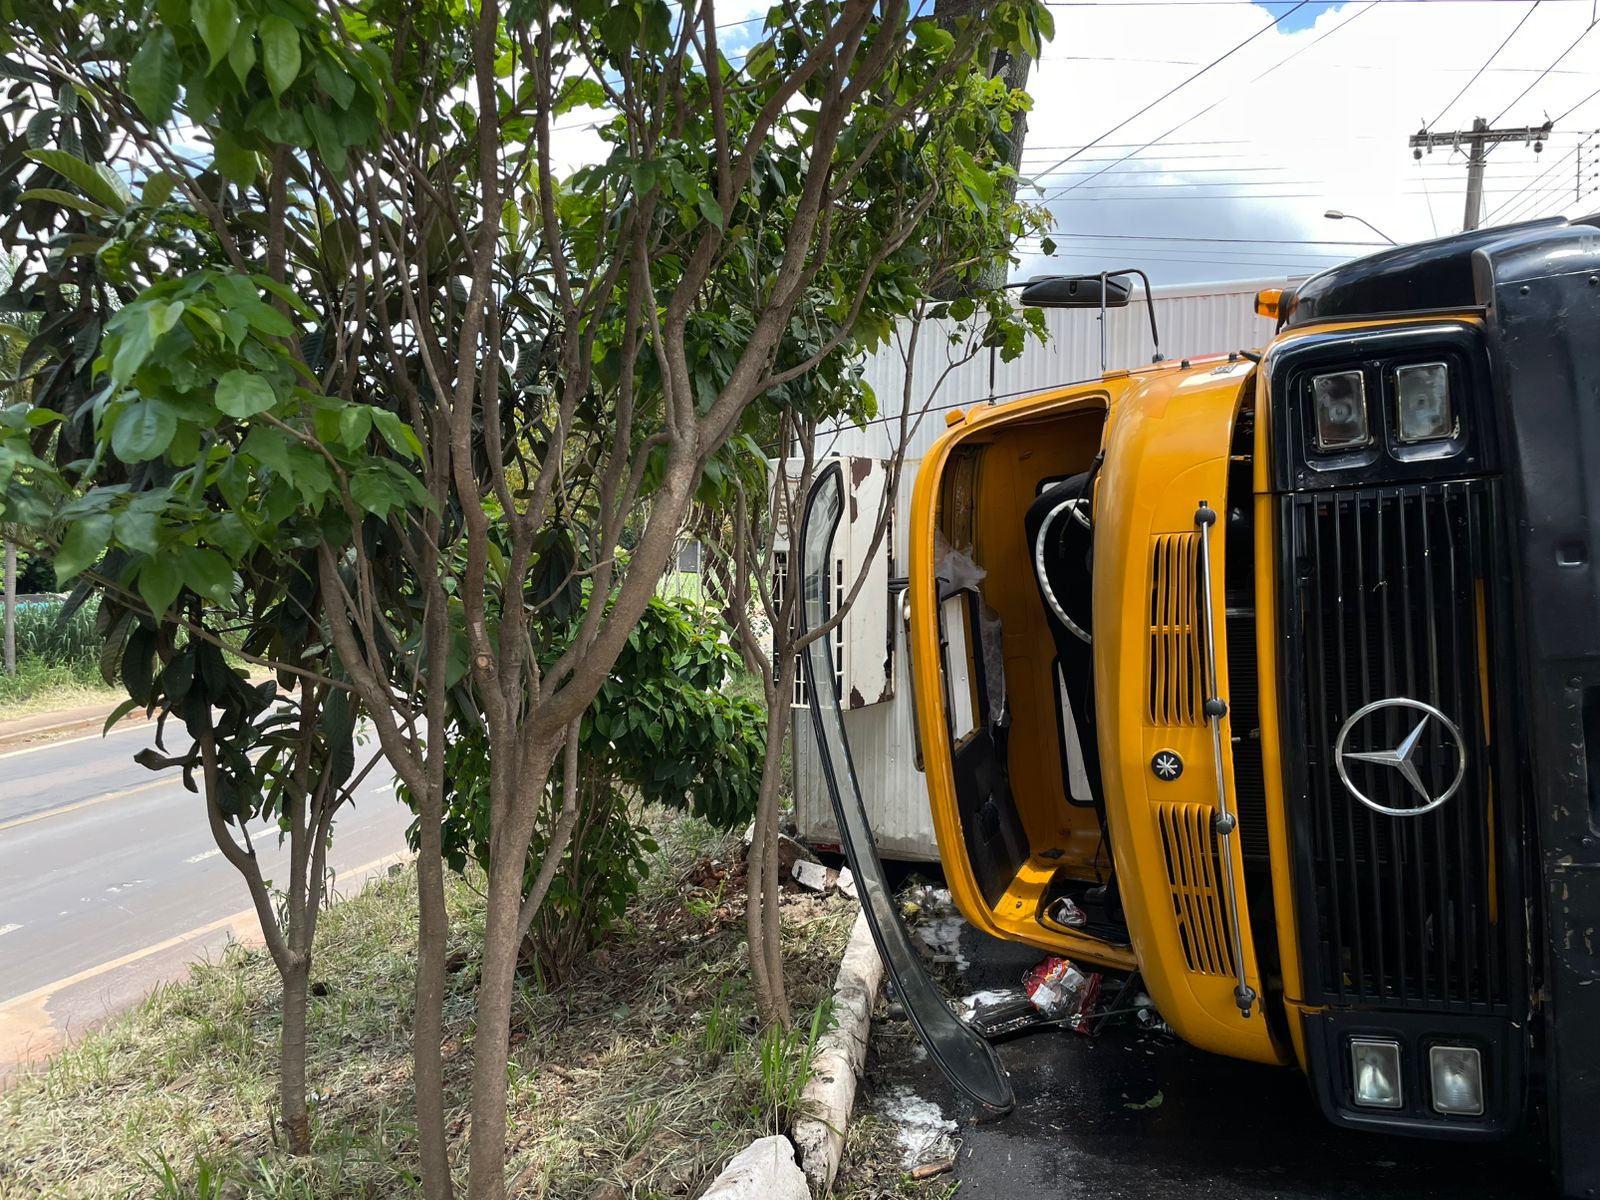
1156 801 1237 978
1149 533 1204 725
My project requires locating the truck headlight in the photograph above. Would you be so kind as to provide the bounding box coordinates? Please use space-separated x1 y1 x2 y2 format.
1428 1045 1485 1116
1350 1038 1403 1109
1395 361 1456 442
1311 370 1371 451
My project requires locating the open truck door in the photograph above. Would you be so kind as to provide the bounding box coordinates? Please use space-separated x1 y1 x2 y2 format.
797 460 1015 1115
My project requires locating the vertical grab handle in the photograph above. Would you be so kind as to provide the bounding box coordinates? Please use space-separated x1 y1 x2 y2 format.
1195 501 1257 1019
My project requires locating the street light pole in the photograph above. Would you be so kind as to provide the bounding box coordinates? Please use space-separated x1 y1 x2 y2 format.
1325 209 1397 244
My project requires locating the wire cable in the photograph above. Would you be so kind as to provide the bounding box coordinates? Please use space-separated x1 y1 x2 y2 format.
1557 82 1600 122
1427 0 1540 129
1483 129 1595 219
1038 0 1379 204
1024 0 1311 190
1490 17 1597 122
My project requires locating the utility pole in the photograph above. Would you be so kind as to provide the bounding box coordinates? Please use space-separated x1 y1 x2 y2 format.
1410 117 1552 231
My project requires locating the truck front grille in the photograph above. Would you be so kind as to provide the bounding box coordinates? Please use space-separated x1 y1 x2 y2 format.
1283 479 1513 1012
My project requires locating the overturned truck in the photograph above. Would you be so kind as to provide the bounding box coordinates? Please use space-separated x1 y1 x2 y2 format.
798 217 1600 1196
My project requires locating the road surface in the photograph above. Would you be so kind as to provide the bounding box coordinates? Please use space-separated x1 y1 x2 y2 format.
0 717 412 1079
866 914 1546 1199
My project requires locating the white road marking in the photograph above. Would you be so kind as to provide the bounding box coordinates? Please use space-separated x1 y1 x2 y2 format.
0 924 21 937
0 719 152 761
184 848 222 864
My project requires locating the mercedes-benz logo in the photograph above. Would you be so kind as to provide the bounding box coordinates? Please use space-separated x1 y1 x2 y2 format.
1333 697 1467 817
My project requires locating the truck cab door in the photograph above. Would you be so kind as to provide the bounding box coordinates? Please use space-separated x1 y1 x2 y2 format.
798 460 1014 1114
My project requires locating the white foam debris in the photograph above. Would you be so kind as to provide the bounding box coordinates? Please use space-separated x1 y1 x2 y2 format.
873 1086 958 1168
913 914 970 970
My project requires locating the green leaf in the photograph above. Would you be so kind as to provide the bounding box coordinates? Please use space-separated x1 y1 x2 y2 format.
56 513 114 583
338 404 372 449
228 20 257 83
350 466 402 517
17 187 114 220
111 399 179 462
141 171 176 209
371 409 421 460
128 30 180 123
211 129 258 186
216 369 276 418
259 16 302 98
148 300 184 337
696 190 724 228
244 301 295 338
138 553 182 618
192 0 240 70
103 697 141 736
182 546 235 604
115 505 163 555
241 425 295 482
24 149 128 213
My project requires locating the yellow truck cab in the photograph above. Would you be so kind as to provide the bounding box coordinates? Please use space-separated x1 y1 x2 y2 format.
797 216 1600 1196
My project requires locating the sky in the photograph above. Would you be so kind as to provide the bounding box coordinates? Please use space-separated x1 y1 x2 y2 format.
1009 0 1600 284
544 0 1598 288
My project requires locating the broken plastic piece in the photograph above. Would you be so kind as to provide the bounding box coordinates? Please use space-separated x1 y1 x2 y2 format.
1047 896 1087 928
1023 956 1103 1033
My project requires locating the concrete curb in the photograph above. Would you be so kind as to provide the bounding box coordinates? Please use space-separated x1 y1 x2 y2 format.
792 907 885 1192
0 699 150 754
699 1134 808 1200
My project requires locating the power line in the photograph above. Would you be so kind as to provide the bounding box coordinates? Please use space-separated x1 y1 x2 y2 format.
1037 231 1390 246
1557 82 1600 121
1482 129 1595 219
1025 0 1312 188
1489 18 1598 122
1039 0 1379 204
1427 0 1539 129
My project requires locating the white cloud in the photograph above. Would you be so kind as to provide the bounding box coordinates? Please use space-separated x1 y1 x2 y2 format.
1017 0 1600 285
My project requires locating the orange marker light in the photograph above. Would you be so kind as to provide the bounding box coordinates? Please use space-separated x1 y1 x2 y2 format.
1254 288 1284 319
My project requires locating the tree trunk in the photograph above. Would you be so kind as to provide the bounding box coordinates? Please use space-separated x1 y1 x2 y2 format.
747 672 793 1029
465 832 533 1200
280 957 312 1155
3 538 15 676
414 780 454 1200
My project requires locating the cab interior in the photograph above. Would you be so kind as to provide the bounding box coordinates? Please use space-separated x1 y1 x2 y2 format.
933 396 1133 964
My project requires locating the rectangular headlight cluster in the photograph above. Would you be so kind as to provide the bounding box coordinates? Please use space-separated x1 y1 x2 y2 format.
1309 360 1457 455
1348 1037 1485 1116
1311 370 1370 451
1395 361 1456 442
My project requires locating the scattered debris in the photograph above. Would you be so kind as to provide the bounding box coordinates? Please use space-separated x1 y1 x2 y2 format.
790 859 857 899
1123 1089 1165 1111
776 833 821 877
909 1158 955 1181
872 1086 959 1170
793 859 834 892
1046 895 1087 928
1023 956 1101 1033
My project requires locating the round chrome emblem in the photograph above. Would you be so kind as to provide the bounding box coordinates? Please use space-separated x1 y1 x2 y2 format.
1333 697 1467 817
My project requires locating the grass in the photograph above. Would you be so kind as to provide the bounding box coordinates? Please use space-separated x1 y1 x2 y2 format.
0 811 859 1199
0 598 114 718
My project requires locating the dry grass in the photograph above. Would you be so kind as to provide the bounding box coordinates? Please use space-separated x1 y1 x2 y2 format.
0 814 858 1199
0 673 121 722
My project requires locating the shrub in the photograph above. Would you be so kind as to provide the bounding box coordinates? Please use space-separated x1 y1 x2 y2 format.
411 595 767 984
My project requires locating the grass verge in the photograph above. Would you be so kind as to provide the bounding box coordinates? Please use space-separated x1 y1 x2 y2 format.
0 813 857 1199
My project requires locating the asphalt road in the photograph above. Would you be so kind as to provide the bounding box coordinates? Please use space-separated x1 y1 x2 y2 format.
0 718 412 1073
865 913 1549 1200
